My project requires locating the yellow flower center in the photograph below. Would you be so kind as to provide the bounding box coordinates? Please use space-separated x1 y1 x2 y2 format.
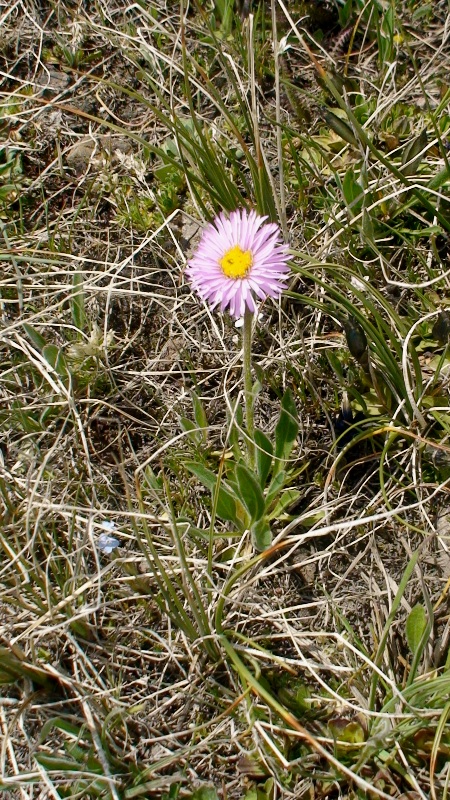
219 245 252 279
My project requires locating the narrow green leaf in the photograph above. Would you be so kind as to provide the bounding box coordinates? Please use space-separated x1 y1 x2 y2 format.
445 647 450 671
192 390 208 429
180 416 202 445
11 403 41 434
125 776 189 799
191 787 221 800
71 272 86 331
342 168 364 214
405 604 427 654
191 390 208 442
324 110 358 146
184 460 223 491
180 416 198 434
184 461 237 522
328 717 366 746
215 487 238 523
254 429 273 488
35 754 81 771
42 345 69 378
0 184 17 200
23 322 46 351
401 129 428 177
369 548 421 709
42 344 59 369
326 349 345 382
250 517 272 551
268 488 302 520
39 717 82 743
0 158 15 177
428 164 450 191
378 4 394 63
143 465 163 493
274 389 299 473
362 208 374 243
235 463 265 522
36 753 102 774
0 648 54 689
226 399 243 461
265 470 286 509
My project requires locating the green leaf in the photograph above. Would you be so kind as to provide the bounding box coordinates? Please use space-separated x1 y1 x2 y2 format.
23 322 46 351
428 164 450 191
42 345 69 378
215 486 238 523
0 648 54 688
180 416 203 445
324 110 358 146
277 678 311 714
274 389 299 474
328 717 366 746
39 717 82 743
401 129 428 177
35 754 84 772
154 164 178 182
445 646 450 671
71 272 86 331
11 402 42 434
265 470 287 509
326 349 345 383
184 460 223 491
244 779 274 800
406 604 427 654
342 168 364 215
192 391 208 429
338 0 353 26
298 510 326 527
143 465 163 492
180 416 198 433
125 777 186 798
268 488 302 520
0 158 15 177
235 463 265 522
0 184 17 200
226 399 243 461
191 787 220 800
252 379 262 401
184 460 237 522
250 517 272 551
191 390 208 442
254 429 273 488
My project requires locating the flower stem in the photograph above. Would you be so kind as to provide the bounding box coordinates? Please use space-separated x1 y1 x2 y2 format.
243 307 255 467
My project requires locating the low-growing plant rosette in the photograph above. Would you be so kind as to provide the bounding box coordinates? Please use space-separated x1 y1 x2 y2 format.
186 208 290 319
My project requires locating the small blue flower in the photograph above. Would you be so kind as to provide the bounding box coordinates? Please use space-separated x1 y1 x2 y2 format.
101 520 117 532
97 521 121 553
98 533 121 554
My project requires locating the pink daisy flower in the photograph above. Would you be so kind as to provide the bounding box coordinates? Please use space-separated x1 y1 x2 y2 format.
186 208 290 319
